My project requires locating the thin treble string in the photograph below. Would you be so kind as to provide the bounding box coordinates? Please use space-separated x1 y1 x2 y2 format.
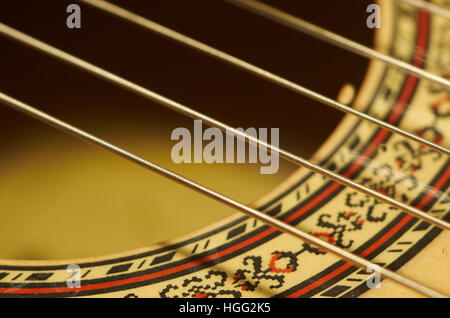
79 0 450 156
223 0 450 89
0 23 448 231
226 0 450 94
0 92 446 298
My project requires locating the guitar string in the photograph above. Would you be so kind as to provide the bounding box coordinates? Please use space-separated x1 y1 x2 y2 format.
0 23 448 232
80 0 450 156
232 0 450 71
227 0 450 75
0 4 442 296
400 0 450 19
0 91 446 298
222 0 450 89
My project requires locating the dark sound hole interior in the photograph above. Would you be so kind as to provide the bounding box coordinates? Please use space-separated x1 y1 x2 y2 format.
0 0 373 259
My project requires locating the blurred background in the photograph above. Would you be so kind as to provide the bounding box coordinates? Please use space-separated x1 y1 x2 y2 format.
0 0 373 259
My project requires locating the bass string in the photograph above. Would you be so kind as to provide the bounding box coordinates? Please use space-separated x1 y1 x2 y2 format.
80 0 450 156
0 1 448 297
0 91 446 298
0 22 448 231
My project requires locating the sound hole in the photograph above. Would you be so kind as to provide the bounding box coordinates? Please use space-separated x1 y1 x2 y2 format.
0 0 373 259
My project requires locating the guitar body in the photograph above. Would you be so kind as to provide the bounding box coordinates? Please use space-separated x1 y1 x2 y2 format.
0 0 448 297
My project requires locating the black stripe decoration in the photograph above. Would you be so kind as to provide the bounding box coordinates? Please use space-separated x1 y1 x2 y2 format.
266 204 282 217
349 136 360 150
413 221 431 232
226 224 247 240
150 252 176 266
327 162 337 171
106 263 132 275
26 273 53 281
82 270 91 278
0 273 8 280
321 285 352 297
137 261 146 269
387 249 403 253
